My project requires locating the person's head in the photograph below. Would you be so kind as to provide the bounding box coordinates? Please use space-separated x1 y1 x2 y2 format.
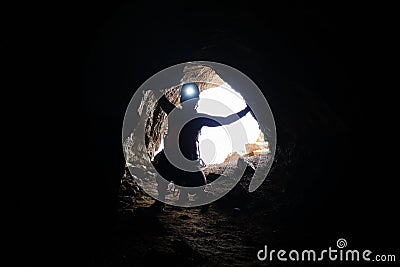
180 83 200 109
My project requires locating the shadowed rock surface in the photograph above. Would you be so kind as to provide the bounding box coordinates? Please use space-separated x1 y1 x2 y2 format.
108 153 294 267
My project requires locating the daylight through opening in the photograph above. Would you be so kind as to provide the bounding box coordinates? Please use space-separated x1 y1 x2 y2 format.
155 83 268 164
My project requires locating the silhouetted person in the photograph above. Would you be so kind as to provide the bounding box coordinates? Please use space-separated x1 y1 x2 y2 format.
153 83 251 205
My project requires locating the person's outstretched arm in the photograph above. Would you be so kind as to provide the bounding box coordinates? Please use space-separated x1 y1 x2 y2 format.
199 105 251 127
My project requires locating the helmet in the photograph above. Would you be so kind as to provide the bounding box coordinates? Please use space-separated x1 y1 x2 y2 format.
180 83 200 103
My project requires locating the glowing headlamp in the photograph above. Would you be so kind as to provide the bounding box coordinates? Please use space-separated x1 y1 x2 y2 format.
181 83 199 103
183 85 196 96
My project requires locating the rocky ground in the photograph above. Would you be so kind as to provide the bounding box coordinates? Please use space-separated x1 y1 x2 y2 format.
99 153 292 267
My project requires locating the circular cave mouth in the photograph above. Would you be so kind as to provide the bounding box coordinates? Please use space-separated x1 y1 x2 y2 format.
122 63 275 204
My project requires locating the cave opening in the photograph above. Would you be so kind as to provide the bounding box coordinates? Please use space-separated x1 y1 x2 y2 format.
122 62 276 206
154 82 266 165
